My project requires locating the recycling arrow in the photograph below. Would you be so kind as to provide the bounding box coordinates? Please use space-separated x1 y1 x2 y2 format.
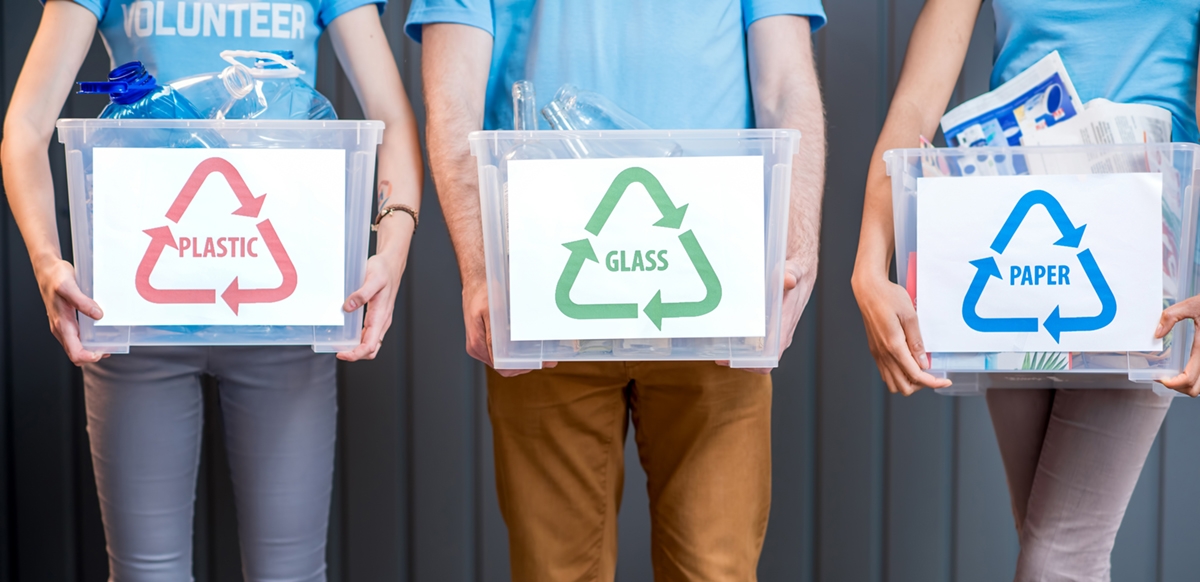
584 167 688 236
960 188 1115 342
135 225 217 304
961 257 1038 333
555 239 639 320
221 219 298 315
990 189 1085 253
554 166 722 330
166 157 266 222
135 156 296 314
1043 249 1117 342
643 230 722 330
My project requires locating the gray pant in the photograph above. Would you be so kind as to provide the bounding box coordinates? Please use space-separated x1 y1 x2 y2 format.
987 388 1172 582
82 346 337 582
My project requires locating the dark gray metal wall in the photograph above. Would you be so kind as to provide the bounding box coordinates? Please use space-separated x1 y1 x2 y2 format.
2 0 1199 580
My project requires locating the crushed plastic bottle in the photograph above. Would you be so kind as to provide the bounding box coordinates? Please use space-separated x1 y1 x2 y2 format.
540 84 681 158
220 50 337 120
169 50 337 121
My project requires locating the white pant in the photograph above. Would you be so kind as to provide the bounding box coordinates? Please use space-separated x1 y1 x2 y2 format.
988 388 1172 582
83 346 337 582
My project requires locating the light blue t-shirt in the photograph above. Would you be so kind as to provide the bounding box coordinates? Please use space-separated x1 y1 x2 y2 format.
992 0 1200 143
404 0 826 131
67 0 384 86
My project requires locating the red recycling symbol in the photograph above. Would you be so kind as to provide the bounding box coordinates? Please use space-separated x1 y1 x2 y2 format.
135 157 297 314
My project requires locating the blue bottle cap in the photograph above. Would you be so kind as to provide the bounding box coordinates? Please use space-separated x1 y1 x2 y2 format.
78 61 158 105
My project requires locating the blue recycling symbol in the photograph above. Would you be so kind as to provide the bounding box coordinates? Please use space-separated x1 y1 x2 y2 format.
961 189 1117 343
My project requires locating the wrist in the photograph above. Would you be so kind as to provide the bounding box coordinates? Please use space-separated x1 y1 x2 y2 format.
30 251 64 279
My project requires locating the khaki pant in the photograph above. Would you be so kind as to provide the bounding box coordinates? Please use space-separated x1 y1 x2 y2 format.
486 361 772 582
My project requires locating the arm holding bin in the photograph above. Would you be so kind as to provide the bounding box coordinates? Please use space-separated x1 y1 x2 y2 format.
850 0 983 394
746 14 825 372
420 24 554 375
1 0 105 366
327 6 425 362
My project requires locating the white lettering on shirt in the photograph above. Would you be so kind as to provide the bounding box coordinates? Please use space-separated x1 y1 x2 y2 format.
154 1 176 35
228 4 249 37
249 3 270 37
271 3 290 38
291 4 305 39
177 2 201 36
202 3 226 37
116 1 309 40
134 1 154 37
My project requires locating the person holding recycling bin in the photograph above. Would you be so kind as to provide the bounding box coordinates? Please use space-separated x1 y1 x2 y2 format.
852 0 1198 580
1 0 422 579
409 0 826 579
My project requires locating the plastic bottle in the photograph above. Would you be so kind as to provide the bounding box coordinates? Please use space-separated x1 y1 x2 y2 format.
540 84 681 158
219 50 337 120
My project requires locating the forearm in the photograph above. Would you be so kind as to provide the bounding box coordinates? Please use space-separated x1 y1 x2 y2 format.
420 24 492 286
853 0 980 285
748 15 825 296
1 125 63 273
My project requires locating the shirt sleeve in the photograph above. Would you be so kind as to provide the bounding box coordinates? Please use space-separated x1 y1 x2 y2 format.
404 0 493 43
319 0 386 28
743 0 827 32
44 0 107 21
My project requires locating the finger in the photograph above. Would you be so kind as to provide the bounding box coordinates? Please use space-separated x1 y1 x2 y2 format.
543 361 558 369
1162 331 1200 391
878 365 903 395
344 275 385 312
897 311 929 371
59 319 102 366
893 344 951 390
337 315 386 362
59 279 103 320
1156 304 1189 338
497 369 533 377
784 270 798 291
715 359 730 367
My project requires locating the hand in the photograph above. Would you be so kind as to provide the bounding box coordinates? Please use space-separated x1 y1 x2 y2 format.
36 258 106 366
461 276 555 377
852 274 951 395
337 252 405 361
1154 297 1200 396
732 258 813 375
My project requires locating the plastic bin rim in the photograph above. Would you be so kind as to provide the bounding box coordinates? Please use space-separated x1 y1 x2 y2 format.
469 128 799 142
883 142 1200 176
55 118 384 132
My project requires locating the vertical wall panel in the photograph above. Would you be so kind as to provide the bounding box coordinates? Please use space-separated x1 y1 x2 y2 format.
1161 398 1200 580
953 397 1019 582
815 0 887 580
1112 433 1163 582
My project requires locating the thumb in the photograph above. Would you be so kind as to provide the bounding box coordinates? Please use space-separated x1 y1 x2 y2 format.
59 279 103 320
783 263 802 291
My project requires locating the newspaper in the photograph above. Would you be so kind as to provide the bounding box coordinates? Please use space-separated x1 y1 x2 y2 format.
1024 99 1173 174
1024 99 1172 146
941 51 1084 148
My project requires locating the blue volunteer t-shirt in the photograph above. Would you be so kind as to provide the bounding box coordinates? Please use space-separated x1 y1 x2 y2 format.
67 0 384 86
404 0 826 131
992 0 1200 143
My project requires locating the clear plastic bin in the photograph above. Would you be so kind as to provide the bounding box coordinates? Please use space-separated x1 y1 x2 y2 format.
57 119 383 353
886 143 1200 395
469 129 800 369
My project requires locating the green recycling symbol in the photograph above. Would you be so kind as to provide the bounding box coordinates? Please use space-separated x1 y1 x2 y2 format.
555 167 722 330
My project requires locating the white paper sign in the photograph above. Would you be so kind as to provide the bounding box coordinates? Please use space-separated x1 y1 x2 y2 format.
92 148 346 326
507 156 765 340
917 173 1162 352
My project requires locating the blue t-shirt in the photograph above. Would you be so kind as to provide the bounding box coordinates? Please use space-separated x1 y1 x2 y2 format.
992 0 1200 143
404 0 826 131
68 0 384 86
